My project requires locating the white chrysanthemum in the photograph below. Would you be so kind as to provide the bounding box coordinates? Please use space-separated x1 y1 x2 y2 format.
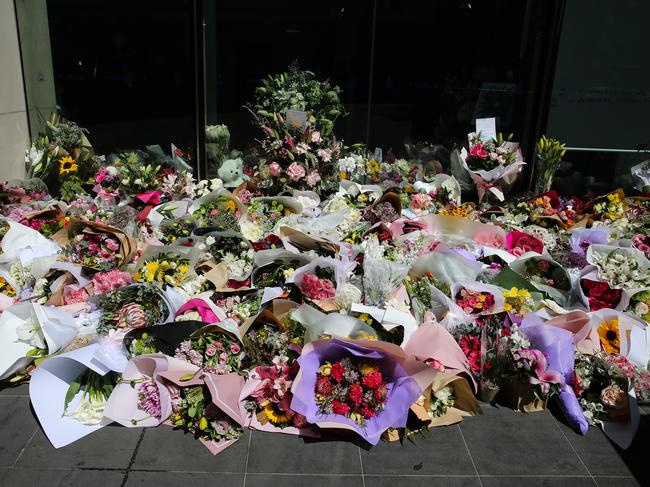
240 221 264 242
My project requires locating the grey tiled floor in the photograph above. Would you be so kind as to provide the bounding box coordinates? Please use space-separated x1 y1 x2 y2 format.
1 382 647 487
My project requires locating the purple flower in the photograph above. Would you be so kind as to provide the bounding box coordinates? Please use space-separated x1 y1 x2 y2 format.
568 228 608 256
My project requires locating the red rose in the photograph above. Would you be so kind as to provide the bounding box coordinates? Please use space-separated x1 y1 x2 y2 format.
332 400 350 416
316 375 333 396
506 231 544 255
581 279 622 311
348 382 364 406
331 362 345 383
483 293 495 311
362 371 383 390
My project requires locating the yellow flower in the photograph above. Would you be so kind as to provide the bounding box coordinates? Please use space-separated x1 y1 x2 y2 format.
339 171 348 180
263 403 291 425
225 200 237 213
358 313 370 323
598 319 620 354
0 277 15 296
145 261 160 282
503 303 513 311
198 417 208 431
359 363 379 377
177 263 190 280
367 159 380 173
59 156 78 174
318 363 332 376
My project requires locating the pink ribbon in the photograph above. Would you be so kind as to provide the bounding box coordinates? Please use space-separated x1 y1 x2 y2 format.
136 191 162 205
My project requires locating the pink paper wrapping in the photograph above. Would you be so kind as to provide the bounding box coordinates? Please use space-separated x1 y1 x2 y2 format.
403 322 477 391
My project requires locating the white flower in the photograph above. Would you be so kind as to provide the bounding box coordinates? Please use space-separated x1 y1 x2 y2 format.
134 178 142 186
241 221 264 242
16 317 46 349
337 156 357 173
176 310 202 322
106 166 118 176
205 236 216 246
635 302 649 315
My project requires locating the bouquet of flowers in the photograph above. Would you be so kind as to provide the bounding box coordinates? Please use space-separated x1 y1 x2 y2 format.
520 257 571 291
502 287 535 318
588 245 650 290
460 132 525 203
573 353 631 427
592 190 626 222
203 233 254 281
298 266 337 301
95 284 171 334
174 328 246 375
214 293 263 326
626 289 650 321
454 288 496 315
291 339 429 445
313 356 388 426
134 251 193 287
55 220 136 271
247 197 300 236
580 278 623 312
191 192 243 231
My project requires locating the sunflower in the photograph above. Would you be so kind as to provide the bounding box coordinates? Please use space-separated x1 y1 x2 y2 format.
598 319 620 354
262 403 291 426
59 156 78 174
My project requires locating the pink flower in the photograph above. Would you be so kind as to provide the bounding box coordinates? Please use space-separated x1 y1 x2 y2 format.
311 131 321 144
269 162 281 177
286 163 306 182
317 148 332 162
92 270 134 294
205 344 218 357
63 286 89 305
230 343 241 354
469 143 488 159
306 170 321 187
410 193 432 210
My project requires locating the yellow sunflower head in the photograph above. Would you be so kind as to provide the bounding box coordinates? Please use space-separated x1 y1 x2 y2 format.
59 156 78 175
263 403 291 426
598 319 620 354
225 200 237 213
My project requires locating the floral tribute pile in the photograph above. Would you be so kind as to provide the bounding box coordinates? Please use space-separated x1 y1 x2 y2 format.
2 66 650 453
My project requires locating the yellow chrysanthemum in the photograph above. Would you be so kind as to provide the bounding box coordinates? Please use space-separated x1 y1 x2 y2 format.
503 303 513 311
367 159 380 173
263 403 291 425
339 171 348 180
598 319 620 354
0 277 15 296
59 156 78 174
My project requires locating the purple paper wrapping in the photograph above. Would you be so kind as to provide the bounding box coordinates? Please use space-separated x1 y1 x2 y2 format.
520 314 588 434
290 339 424 445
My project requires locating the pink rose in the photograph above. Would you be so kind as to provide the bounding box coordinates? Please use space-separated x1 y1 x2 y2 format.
269 162 281 177
306 170 321 187
470 143 488 159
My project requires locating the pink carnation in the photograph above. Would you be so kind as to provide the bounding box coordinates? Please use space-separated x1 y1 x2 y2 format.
306 170 321 187
286 162 306 182
92 270 134 294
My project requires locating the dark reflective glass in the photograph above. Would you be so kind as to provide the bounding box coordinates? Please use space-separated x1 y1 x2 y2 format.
44 0 197 158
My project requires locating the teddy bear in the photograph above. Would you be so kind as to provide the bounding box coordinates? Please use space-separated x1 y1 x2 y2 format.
217 157 248 188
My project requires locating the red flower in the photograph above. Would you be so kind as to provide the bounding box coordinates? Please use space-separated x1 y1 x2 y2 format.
362 371 383 390
316 375 333 396
506 231 544 255
332 400 350 415
360 403 376 419
348 382 363 406
458 335 481 372
373 383 388 404
581 279 622 311
331 362 345 383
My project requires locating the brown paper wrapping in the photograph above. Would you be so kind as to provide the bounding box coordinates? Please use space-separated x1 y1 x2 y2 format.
499 377 547 412
45 271 93 307
52 219 136 269
384 372 480 441
278 226 339 256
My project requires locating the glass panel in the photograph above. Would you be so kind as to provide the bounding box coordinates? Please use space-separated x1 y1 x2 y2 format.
16 0 198 165
204 0 373 177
